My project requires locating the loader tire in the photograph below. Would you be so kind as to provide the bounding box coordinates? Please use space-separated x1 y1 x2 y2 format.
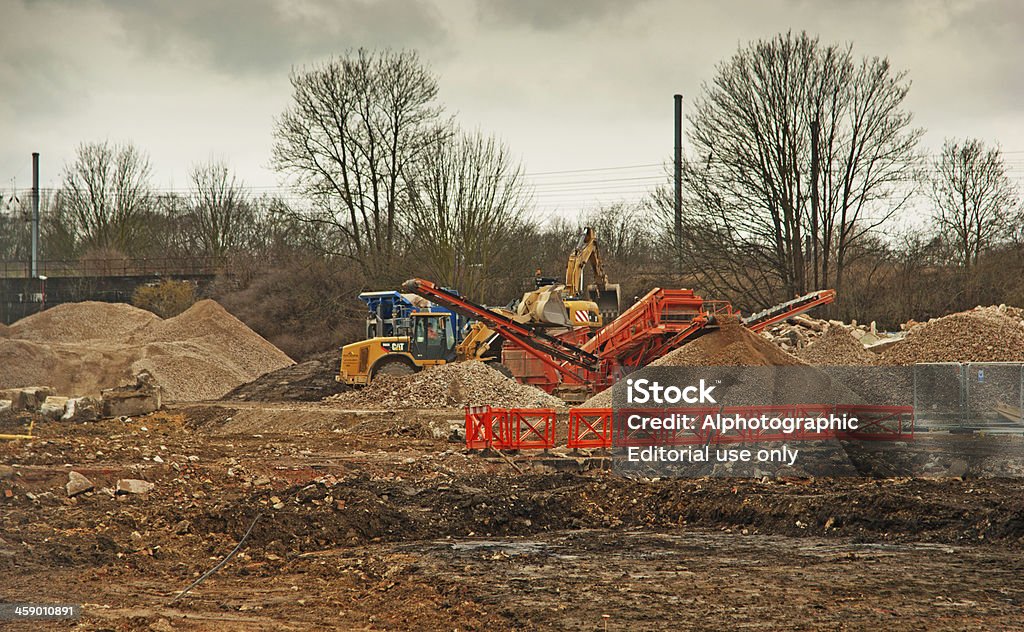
372 358 417 380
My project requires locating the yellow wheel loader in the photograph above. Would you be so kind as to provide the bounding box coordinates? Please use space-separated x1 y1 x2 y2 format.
339 311 459 385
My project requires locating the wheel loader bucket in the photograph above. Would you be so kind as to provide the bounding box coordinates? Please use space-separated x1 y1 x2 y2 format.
587 283 621 321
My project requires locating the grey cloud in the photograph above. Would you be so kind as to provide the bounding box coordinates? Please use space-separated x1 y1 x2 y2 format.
475 0 651 30
112 0 449 74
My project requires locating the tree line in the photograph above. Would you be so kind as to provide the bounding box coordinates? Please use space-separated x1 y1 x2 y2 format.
2 34 1021 357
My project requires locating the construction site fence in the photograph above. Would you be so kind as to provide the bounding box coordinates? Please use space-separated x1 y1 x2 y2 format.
913 362 1024 432
465 404 914 451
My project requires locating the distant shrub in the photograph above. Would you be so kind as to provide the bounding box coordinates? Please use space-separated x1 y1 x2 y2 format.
133 280 197 318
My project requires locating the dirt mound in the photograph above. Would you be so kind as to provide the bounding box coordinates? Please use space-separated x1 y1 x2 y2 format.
0 300 293 400
651 320 805 368
878 306 1024 365
8 301 158 342
222 350 349 402
329 360 563 409
798 325 875 365
0 322 9 337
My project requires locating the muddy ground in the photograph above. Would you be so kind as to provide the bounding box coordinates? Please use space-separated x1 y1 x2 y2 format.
1 404 1023 630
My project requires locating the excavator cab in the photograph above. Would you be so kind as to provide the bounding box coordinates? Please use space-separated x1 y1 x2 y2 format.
410 312 457 362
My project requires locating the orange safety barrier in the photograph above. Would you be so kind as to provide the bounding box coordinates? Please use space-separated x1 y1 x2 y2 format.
464 405 504 449
499 409 557 449
464 404 914 451
567 408 613 449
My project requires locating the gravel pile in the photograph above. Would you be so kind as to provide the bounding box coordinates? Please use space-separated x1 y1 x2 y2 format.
583 320 806 407
328 360 563 409
0 300 293 400
651 320 805 368
9 301 158 342
797 325 875 365
878 306 1024 365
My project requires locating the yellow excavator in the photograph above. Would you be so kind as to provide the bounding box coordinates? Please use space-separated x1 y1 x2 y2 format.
338 227 621 385
530 226 621 325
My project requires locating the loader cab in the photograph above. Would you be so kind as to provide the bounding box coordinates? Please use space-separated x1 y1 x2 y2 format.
410 312 456 362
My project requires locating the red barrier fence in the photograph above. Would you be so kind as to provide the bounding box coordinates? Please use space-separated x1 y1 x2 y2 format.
463 406 556 450
568 408 614 449
465 405 915 450
500 409 557 449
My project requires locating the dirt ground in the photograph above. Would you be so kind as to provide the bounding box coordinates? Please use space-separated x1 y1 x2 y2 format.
2 404 1023 631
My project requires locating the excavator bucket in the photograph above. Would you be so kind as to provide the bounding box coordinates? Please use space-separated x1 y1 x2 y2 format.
586 282 621 321
517 286 571 326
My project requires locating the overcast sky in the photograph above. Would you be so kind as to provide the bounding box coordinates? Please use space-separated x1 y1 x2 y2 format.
2 0 1023 220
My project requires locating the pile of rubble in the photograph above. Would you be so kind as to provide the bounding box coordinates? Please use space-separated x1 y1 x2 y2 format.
796 324 876 366
762 314 895 353
878 305 1024 365
0 370 164 422
0 300 293 401
328 361 563 409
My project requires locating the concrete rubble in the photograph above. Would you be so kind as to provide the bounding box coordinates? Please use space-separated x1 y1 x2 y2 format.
66 471 94 497
115 479 155 495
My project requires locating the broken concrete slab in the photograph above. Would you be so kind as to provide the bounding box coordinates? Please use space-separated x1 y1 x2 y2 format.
115 479 155 495
0 386 55 411
40 396 70 419
66 471 94 497
62 397 101 422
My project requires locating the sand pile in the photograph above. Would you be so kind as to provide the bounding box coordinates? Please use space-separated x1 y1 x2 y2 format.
797 325 875 365
878 306 1024 365
0 300 293 401
328 360 563 409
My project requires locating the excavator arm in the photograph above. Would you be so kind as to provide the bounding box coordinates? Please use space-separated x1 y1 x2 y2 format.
565 227 621 320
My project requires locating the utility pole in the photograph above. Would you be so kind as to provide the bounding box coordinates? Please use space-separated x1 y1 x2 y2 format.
31 152 40 279
673 94 683 255
809 120 820 288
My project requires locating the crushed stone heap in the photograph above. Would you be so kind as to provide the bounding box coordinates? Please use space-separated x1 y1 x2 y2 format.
583 320 806 407
650 320 806 368
0 300 293 401
879 305 1024 365
328 360 564 409
797 324 875 366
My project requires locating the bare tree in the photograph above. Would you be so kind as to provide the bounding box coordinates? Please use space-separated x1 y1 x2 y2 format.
272 49 446 280
60 141 154 255
187 160 253 259
655 32 921 308
404 129 532 299
930 138 1020 268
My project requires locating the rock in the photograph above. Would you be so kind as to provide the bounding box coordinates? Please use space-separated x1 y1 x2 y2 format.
0 399 11 413
115 479 155 494
66 471 94 497
0 464 15 479
0 386 54 411
62 397 100 422
946 458 969 479
40 396 69 419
